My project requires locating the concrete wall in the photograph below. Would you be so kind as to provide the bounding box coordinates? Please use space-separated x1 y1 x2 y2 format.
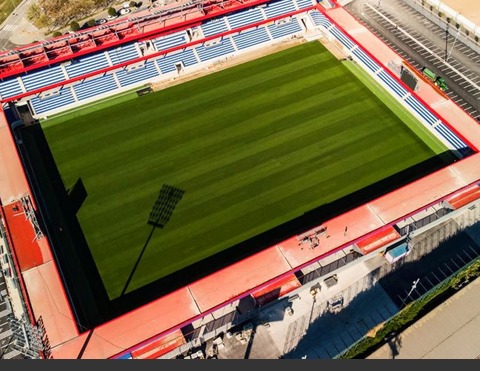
404 0 480 54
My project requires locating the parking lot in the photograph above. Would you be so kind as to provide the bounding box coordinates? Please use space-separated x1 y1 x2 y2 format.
346 0 480 119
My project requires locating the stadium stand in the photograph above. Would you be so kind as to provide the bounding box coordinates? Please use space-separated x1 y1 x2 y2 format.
152 31 188 52
21 66 66 92
295 0 314 10
226 8 265 29
64 53 110 79
0 0 316 118
29 88 76 115
0 78 23 99
116 61 161 88
107 44 141 65
201 18 230 37
73 73 118 101
263 0 297 18
156 49 198 74
355 226 401 255
232 27 271 50
267 18 303 39
195 38 237 61
309 9 468 153
446 184 480 210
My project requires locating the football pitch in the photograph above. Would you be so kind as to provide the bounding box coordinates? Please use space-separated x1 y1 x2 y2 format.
42 41 446 299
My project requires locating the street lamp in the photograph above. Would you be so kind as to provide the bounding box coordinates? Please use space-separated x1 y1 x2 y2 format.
402 278 420 308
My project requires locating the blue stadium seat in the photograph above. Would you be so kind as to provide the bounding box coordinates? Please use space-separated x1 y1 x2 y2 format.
226 8 265 30
232 28 271 50
195 38 236 62
116 61 160 88
267 18 302 39
65 53 110 78
0 77 24 99
73 73 118 101
21 66 66 92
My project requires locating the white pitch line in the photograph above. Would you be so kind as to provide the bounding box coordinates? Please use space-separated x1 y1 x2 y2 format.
2 24 15 32
366 2 480 92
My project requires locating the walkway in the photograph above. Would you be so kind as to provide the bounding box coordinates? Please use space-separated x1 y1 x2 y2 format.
368 276 480 359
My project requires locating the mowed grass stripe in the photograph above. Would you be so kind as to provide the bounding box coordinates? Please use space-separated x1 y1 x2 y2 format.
43 41 439 298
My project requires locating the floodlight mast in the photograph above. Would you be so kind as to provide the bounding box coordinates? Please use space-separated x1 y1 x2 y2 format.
401 278 420 308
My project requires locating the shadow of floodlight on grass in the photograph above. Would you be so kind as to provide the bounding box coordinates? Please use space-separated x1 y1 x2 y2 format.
120 184 185 296
148 185 185 228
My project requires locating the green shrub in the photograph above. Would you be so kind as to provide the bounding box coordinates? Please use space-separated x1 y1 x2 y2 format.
340 260 480 359
70 21 80 31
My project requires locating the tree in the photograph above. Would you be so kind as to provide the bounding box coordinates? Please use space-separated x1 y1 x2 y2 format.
27 3 41 21
129 1 137 7
87 18 96 27
38 0 71 28
70 21 80 31
28 0 96 30
93 0 109 8
108 7 117 17
26 3 50 28
52 31 63 37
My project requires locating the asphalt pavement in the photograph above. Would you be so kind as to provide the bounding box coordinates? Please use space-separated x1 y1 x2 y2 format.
368 276 480 359
345 0 480 120
0 0 153 51
0 0 41 50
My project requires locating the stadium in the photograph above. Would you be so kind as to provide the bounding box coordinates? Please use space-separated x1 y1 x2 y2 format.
0 0 480 359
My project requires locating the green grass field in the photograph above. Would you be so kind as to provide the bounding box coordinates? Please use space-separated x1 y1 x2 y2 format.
42 41 446 299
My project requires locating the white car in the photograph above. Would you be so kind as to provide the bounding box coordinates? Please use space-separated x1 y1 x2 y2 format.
118 8 131 15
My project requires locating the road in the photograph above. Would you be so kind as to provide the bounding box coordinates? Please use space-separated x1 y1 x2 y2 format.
0 0 149 52
0 0 42 51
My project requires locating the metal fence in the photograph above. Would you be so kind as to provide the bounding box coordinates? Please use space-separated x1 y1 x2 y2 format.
335 246 480 358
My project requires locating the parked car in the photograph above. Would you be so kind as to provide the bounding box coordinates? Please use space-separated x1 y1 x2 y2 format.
118 8 131 15
95 18 107 25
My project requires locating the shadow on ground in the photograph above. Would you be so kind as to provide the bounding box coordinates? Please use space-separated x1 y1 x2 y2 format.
14 121 467 331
